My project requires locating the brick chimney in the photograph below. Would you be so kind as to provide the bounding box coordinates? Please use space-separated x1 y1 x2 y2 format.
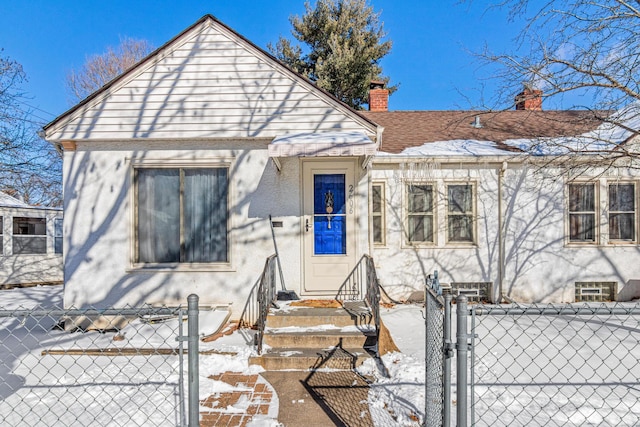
368 80 389 112
515 87 543 111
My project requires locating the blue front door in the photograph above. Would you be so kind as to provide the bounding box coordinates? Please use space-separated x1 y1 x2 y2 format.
314 174 346 255
303 161 356 294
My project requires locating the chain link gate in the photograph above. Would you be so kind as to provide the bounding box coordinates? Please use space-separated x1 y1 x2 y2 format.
426 288 640 427
424 271 453 427
0 294 201 426
421 273 640 425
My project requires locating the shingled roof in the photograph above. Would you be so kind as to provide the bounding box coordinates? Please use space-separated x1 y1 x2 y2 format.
361 110 605 154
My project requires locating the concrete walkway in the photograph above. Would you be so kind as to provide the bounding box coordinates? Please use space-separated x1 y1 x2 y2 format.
262 370 373 427
198 370 373 427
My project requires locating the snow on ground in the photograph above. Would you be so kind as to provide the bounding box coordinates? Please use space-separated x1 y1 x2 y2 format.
358 304 426 426
0 286 423 426
0 285 279 426
470 308 640 426
4 286 638 426
265 324 376 333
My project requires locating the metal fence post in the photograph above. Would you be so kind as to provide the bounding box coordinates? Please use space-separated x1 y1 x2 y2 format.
424 285 429 426
470 307 476 426
456 295 469 427
187 294 200 427
178 308 186 427
443 293 453 427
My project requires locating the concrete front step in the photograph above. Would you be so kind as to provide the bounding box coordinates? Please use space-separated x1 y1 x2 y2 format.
263 328 376 349
267 307 359 328
251 302 378 371
249 346 374 371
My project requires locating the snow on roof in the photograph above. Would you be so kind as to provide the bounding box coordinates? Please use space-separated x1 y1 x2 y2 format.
378 139 516 157
362 110 603 154
593 103 640 142
504 103 640 155
0 192 31 208
269 131 377 157
0 192 62 211
503 135 618 156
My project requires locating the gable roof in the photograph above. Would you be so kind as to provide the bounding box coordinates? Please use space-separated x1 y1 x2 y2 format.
362 110 604 154
44 15 379 143
0 192 30 208
0 192 62 211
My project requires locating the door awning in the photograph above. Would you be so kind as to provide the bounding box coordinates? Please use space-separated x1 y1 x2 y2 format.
268 132 377 171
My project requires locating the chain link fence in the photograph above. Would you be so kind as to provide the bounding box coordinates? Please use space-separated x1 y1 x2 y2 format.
0 297 200 426
423 283 640 427
424 287 445 427
469 303 640 426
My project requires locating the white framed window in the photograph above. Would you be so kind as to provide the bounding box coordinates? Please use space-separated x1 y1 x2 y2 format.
568 182 596 243
134 167 229 264
608 183 636 242
54 218 63 254
371 183 386 245
406 184 435 244
13 217 47 254
446 183 475 244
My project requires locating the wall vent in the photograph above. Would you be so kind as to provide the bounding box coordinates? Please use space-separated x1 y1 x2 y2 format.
451 282 493 303
575 282 617 302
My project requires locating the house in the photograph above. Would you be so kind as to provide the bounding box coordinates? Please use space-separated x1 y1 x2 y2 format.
43 15 640 313
0 192 63 288
362 101 640 303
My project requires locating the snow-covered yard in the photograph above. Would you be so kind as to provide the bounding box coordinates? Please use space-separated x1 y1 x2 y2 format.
0 286 427 426
470 307 640 426
0 287 179 425
2 285 639 426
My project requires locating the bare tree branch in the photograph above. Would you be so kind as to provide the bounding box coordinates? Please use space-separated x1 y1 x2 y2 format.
65 37 153 104
469 0 640 169
0 49 61 206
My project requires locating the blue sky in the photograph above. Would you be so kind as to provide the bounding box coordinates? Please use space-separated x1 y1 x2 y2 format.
0 1 523 124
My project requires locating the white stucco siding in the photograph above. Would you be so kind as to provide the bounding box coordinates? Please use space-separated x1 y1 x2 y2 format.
370 162 640 303
370 166 501 298
46 23 375 142
501 168 640 302
62 141 304 312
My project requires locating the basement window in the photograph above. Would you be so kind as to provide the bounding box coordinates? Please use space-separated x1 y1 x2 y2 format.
451 282 493 303
575 282 617 302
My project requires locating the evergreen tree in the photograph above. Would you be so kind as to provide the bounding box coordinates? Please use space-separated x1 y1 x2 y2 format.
270 0 395 109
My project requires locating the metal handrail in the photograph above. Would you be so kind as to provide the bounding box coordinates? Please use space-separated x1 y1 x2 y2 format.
336 254 381 339
365 255 381 335
256 254 278 355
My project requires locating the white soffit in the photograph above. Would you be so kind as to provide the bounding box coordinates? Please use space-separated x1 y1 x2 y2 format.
268 131 377 158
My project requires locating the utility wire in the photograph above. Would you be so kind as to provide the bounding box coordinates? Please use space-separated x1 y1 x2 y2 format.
15 99 57 118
